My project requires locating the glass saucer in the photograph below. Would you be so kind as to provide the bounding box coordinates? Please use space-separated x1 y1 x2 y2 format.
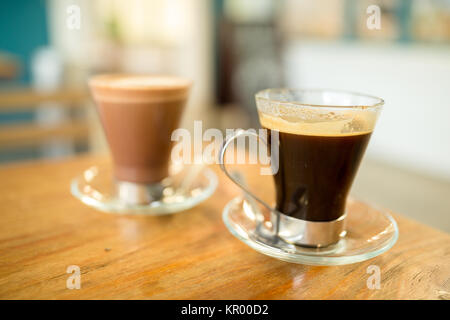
71 163 217 215
222 196 398 266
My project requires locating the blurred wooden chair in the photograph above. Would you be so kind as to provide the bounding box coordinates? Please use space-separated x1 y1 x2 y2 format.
0 52 20 80
0 87 91 158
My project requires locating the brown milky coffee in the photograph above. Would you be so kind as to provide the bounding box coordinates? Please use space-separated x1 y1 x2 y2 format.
89 74 192 184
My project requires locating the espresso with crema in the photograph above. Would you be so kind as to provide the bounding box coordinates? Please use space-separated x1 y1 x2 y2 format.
89 74 191 184
261 113 373 222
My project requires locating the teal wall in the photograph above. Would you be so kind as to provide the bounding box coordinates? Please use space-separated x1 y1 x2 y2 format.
0 0 49 131
0 0 49 84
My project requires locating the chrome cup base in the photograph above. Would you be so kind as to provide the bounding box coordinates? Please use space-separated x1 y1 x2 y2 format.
116 181 165 205
272 212 347 248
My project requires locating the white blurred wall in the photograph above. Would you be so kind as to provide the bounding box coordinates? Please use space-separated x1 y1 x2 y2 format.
283 40 450 181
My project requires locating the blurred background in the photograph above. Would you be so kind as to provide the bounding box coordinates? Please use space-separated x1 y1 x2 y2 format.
0 0 449 231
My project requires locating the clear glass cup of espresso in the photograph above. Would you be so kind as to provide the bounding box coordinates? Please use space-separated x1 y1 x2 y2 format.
220 89 384 247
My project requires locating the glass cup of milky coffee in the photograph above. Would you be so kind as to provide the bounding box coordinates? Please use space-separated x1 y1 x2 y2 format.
82 74 217 211
220 89 384 248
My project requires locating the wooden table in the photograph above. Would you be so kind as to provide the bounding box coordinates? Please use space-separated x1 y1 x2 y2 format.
0 155 449 300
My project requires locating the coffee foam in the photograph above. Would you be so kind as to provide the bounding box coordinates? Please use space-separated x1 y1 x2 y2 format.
259 111 377 137
91 74 191 90
89 74 192 103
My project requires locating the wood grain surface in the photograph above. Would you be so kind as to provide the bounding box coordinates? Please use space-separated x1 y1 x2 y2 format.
0 120 90 148
0 155 449 299
0 88 88 109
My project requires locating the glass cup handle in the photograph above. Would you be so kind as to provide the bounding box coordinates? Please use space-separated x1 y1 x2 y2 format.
218 129 281 233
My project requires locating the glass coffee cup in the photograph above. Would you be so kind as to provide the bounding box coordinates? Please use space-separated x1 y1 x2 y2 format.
220 89 383 247
71 73 218 214
89 74 192 205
